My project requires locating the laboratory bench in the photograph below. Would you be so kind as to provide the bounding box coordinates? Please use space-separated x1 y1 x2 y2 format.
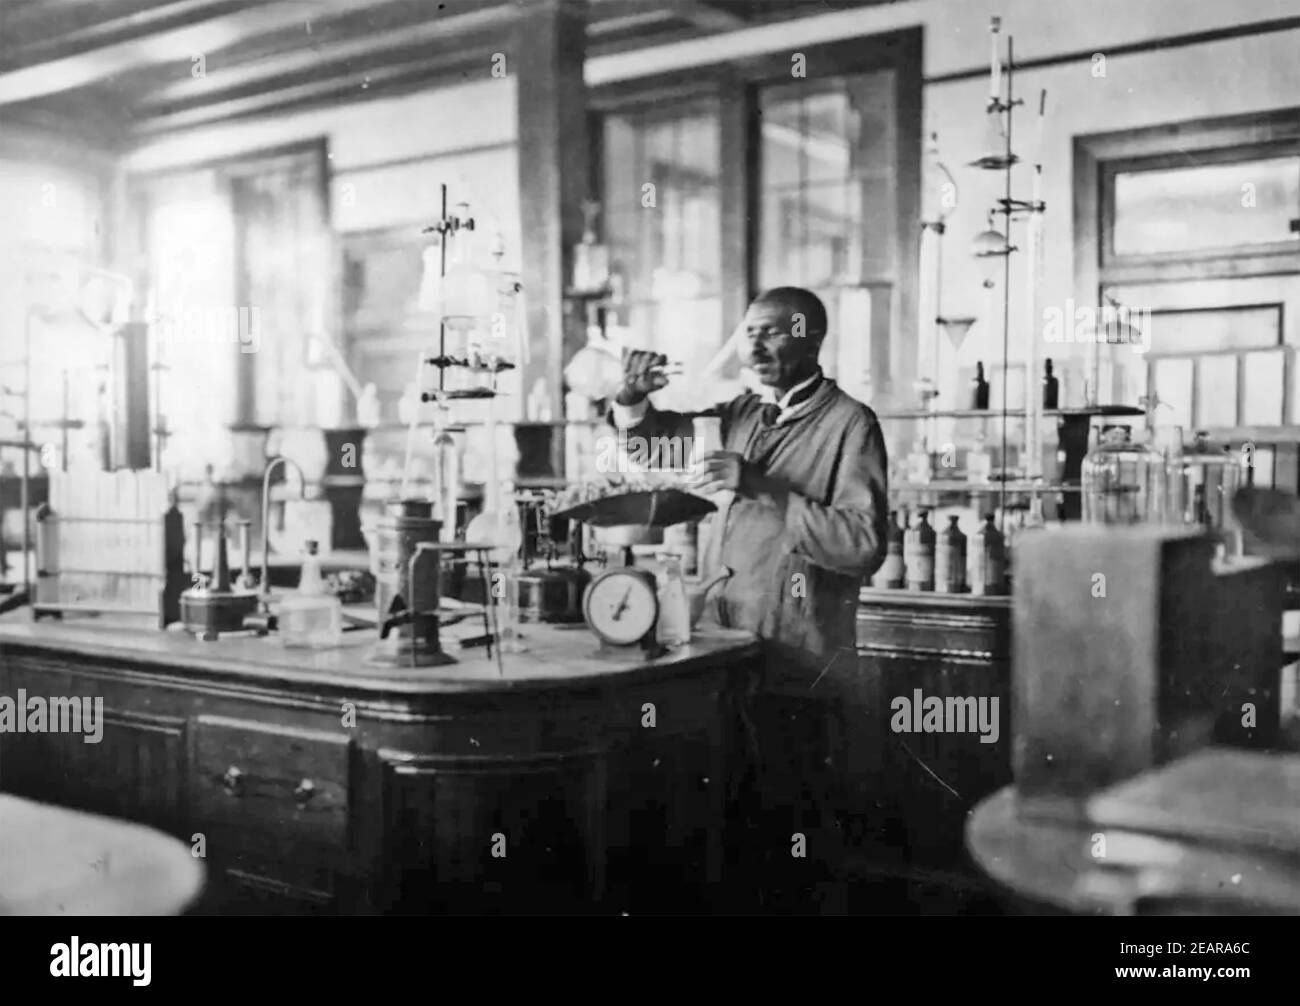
0 612 760 915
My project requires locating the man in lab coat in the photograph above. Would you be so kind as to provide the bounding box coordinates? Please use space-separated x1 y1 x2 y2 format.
610 286 890 910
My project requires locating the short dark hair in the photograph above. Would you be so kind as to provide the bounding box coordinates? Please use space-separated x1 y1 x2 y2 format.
753 286 828 338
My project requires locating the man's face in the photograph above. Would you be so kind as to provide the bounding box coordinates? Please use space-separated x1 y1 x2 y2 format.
739 299 822 388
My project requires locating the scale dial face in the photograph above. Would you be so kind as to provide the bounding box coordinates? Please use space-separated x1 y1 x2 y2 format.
583 568 658 646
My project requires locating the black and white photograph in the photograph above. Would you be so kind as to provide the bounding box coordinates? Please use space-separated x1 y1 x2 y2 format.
0 0 1298 943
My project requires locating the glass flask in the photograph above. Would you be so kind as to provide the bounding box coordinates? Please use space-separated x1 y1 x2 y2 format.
1180 431 1245 553
432 416 460 544
655 552 691 647
280 540 343 648
1081 425 1167 525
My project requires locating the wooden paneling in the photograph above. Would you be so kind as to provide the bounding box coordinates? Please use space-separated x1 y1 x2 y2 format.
857 591 1013 868
379 751 608 916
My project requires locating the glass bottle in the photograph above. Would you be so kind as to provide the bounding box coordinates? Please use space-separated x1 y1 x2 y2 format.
971 361 990 410
872 510 906 588
1081 424 1166 524
968 514 1007 596
935 515 966 593
655 552 691 646
1181 431 1244 554
904 510 936 591
573 201 611 294
280 540 343 648
1042 358 1059 410
906 437 933 485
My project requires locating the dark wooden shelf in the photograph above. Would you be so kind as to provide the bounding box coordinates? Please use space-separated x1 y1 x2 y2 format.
875 405 1144 420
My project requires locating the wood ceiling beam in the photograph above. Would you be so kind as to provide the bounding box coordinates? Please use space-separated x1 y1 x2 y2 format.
131 33 504 135
673 1 747 32
0 0 381 105
133 0 518 114
1 1 255 65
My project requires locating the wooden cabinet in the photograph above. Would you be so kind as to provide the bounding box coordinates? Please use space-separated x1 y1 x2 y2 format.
189 717 354 908
0 622 759 915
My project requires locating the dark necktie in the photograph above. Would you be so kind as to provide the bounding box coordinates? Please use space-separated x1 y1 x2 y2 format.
761 377 821 427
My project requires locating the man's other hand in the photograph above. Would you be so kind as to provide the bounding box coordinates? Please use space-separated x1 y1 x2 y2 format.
615 348 669 406
686 451 744 496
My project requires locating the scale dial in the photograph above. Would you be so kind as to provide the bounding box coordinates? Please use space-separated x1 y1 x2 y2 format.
583 568 658 646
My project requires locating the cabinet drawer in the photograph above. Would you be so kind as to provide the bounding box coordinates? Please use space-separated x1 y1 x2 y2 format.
191 716 352 855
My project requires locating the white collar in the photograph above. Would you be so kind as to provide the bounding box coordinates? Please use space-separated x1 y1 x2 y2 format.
761 368 823 408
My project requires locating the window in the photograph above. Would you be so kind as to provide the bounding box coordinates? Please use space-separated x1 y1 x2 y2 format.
1112 156 1300 258
592 29 920 415
1076 112 1300 432
602 100 722 412
757 72 892 402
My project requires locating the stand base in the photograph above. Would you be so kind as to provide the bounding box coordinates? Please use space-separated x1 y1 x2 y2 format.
364 639 458 667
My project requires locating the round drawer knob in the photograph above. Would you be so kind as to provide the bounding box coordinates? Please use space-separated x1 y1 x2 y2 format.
222 765 244 797
294 778 316 805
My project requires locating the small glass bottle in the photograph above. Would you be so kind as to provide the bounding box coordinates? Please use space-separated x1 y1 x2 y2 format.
872 510 906 588
968 515 1007 596
935 515 967 593
280 540 343 648
904 510 936 591
655 552 691 646
906 437 933 486
1042 358 1059 410
971 361 990 410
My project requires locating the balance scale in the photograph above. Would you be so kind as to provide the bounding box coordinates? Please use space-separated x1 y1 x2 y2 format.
553 488 718 659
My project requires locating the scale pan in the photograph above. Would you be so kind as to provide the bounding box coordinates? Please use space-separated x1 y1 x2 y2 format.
552 488 717 528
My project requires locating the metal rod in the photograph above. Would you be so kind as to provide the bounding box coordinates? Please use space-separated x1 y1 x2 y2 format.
61 369 69 473
439 184 448 394
21 309 31 610
999 36 1015 537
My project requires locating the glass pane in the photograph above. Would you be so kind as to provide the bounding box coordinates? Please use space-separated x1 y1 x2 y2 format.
759 75 873 306
1151 357 1194 431
802 90 853 185
1195 355 1238 429
1241 349 1285 426
1147 305 1281 355
1113 156 1300 256
759 189 803 287
601 101 722 357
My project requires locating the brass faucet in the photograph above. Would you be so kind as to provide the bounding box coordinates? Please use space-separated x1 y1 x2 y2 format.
260 455 306 611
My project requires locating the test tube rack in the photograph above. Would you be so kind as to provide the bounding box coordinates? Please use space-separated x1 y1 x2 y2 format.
34 468 186 628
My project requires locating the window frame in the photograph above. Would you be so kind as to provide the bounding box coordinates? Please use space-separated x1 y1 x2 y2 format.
1100 141 1300 270
1076 109 1300 291
588 28 922 400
